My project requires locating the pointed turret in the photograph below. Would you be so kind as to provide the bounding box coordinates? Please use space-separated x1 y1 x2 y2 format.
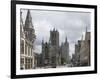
53 28 55 31
20 11 25 37
85 26 90 40
42 39 44 45
25 10 33 29
65 36 68 43
20 11 23 26
86 26 87 33
24 9 36 43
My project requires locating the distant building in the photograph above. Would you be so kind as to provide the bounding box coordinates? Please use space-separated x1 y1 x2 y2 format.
49 29 61 67
73 40 81 66
20 10 36 69
79 31 90 66
71 54 76 66
73 27 90 66
41 28 70 68
42 42 51 67
34 53 42 68
60 37 69 65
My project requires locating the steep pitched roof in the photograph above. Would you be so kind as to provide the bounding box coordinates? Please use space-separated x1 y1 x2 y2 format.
20 11 25 37
25 10 33 29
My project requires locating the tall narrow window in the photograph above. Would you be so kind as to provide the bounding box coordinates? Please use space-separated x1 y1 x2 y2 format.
25 44 27 55
21 40 24 54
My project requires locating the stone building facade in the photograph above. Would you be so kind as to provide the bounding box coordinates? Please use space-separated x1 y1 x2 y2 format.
79 32 90 66
73 40 81 66
72 28 90 66
60 37 69 65
41 28 69 68
20 10 36 69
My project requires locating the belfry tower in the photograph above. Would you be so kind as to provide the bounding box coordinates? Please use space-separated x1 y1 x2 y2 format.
24 10 36 43
20 10 36 69
50 28 59 48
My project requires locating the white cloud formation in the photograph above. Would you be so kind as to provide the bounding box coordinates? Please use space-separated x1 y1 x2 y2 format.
21 9 90 56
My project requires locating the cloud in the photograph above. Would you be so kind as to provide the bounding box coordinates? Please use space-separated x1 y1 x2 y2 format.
21 9 90 56
34 20 53 43
34 45 41 53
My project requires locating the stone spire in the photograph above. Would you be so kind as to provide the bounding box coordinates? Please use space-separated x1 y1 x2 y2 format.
86 26 87 33
85 26 90 40
25 9 33 29
20 11 23 26
53 28 55 31
42 38 44 45
24 9 36 43
20 11 24 37
65 36 67 43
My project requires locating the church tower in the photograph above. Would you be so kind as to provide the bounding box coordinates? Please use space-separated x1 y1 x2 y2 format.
24 10 36 43
85 26 90 41
49 28 60 67
50 28 59 48
60 36 69 65
20 10 36 69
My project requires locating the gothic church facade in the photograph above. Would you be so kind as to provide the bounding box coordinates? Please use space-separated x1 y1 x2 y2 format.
20 10 36 69
41 28 69 68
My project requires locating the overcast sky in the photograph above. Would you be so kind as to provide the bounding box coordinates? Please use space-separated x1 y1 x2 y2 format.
21 9 91 57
